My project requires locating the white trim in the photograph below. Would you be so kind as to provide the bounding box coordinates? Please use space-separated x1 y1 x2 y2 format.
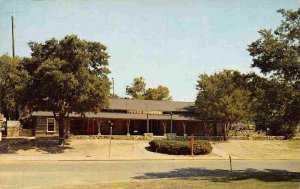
47 118 55 132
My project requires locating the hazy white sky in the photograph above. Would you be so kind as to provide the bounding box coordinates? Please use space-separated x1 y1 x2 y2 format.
0 0 299 101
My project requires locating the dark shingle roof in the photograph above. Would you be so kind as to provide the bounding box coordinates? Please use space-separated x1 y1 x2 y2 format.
32 111 199 121
32 99 198 121
108 99 194 112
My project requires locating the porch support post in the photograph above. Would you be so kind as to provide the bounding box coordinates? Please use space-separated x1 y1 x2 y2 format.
204 121 207 136
92 119 95 135
127 120 131 136
97 119 102 135
183 121 187 137
162 121 167 137
170 113 173 133
86 119 89 134
146 114 149 133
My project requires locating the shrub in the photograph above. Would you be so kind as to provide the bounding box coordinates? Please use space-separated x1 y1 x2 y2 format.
149 139 212 155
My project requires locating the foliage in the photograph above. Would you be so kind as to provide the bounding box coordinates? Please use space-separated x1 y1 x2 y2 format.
244 73 299 135
247 8 300 135
144 85 172 100
149 139 212 155
126 77 172 100
0 55 29 120
126 76 146 100
195 70 253 125
109 93 120 99
248 9 300 84
21 35 111 143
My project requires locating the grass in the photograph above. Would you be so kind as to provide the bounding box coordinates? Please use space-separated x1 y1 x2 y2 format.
284 140 300 149
211 140 300 159
0 137 72 154
49 169 300 189
97 179 299 189
52 171 300 189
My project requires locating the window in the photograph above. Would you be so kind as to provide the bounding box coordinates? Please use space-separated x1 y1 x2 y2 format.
47 118 55 132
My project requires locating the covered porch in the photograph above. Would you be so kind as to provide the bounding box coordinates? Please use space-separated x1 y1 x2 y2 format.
69 117 224 137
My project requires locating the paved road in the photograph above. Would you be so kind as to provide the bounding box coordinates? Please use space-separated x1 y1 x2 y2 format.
0 160 299 189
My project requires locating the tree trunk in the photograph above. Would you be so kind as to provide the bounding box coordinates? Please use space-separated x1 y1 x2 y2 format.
58 117 66 145
53 111 68 145
222 122 227 141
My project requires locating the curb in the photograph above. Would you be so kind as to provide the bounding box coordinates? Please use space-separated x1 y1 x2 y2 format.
0 157 299 162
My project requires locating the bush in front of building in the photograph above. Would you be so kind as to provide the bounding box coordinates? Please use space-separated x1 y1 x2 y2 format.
149 139 212 155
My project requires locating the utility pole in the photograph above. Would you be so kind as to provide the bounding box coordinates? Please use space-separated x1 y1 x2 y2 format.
112 77 115 96
11 16 15 57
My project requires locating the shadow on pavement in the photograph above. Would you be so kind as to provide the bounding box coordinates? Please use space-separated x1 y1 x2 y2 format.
133 167 300 183
0 137 73 154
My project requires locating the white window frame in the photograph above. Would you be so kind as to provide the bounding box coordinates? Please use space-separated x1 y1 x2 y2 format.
47 118 55 132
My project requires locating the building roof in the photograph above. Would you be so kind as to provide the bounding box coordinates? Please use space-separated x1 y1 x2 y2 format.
108 99 195 112
32 111 200 121
31 99 200 121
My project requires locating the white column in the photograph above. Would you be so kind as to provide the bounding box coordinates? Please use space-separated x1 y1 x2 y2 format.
127 120 131 136
183 121 187 137
97 119 102 135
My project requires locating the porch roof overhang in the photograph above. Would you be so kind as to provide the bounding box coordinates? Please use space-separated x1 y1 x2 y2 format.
32 111 204 121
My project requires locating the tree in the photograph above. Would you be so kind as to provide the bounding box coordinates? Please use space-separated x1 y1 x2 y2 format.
195 70 253 140
245 74 298 135
248 9 300 84
109 93 120 99
126 77 146 100
247 8 300 135
144 85 172 100
0 55 28 120
22 35 111 144
126 77 172 100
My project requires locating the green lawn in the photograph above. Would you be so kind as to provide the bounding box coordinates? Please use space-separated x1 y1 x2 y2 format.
53 171 300 189
211 140 300 159
101 179 299 189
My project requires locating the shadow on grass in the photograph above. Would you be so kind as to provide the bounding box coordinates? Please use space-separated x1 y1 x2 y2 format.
0 137 73 154
133 167 300 183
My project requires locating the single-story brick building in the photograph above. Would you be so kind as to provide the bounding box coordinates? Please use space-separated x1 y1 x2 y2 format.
31 99 225 137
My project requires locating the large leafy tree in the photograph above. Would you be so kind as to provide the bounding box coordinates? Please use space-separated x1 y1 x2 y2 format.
126 77 146 100
144 85 172 100
0 55 28 120
22 35 111 144
247 8 300 135
245 74 298 135
195 70 253 140
126 76 172 100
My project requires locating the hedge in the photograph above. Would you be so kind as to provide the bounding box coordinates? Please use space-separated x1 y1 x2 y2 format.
149 139 212 155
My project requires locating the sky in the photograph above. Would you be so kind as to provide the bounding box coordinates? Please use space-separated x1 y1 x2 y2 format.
0 0 299 101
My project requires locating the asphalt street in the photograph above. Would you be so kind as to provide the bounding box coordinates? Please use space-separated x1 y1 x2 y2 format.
0 160 299 189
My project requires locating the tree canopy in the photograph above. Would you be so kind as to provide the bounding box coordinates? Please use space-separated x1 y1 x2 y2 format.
22 35 111 143
247 8 300 135
244 74 298 135
125 76 146 100
248 8 300 84
144 85 172 101
126 76 172 100
195 70 253 139
0 55 28 120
